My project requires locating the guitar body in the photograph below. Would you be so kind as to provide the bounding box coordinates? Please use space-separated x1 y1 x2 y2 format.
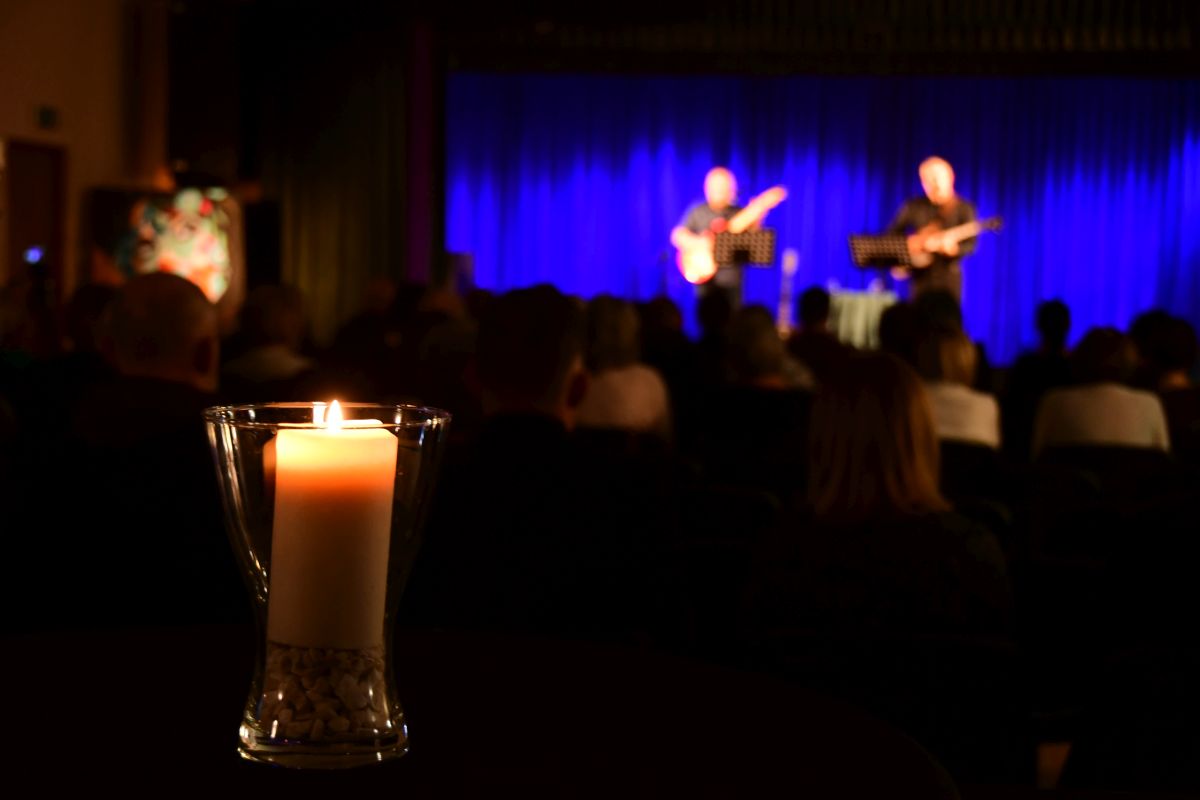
677 237 718 284
903 216 1004 270
906 222 945 269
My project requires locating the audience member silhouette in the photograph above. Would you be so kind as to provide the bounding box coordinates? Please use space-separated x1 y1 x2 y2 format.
688 305 813 499
326 277 410 398
403 285 672 640
749 351 1013 639
407 280 484 441
879 301 920 367
575 295 672 439
0 277 57 365
917 328 1000 448
744 351 1018 780
1003 299 1072 461
9 283 117 436
221 284 316 400
2 259 1196 793
726 305 812 390
1151 317 1200 464
53 273 245 628
912 289 993 391
786 286 852 386
1128 308 1175 390
637 297 696 415
1032 327 1169 455
695 287 734 384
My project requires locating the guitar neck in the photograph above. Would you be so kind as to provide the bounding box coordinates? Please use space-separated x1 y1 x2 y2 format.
941 221 983 242
728 203 765 235
941 217 997 243
727 186 785 234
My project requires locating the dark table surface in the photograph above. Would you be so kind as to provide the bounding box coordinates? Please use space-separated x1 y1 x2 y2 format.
2 622 966 796
6 624 1191 798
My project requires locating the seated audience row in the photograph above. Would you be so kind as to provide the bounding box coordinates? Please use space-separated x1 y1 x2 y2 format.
0 272 1196 791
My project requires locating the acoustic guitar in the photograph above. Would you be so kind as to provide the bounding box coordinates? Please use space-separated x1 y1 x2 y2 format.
904 216 1003 269
676 185 787 285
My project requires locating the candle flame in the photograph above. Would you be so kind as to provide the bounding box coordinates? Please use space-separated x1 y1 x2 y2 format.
312 400 343 429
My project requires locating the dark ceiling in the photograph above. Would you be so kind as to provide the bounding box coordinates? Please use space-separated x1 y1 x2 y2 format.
179 0 1199 76
165 0 1199 185
440 0 1199 75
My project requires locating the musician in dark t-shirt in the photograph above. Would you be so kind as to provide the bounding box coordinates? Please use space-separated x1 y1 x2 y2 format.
887 157 978 300
671 167 787 308
671 167 747 304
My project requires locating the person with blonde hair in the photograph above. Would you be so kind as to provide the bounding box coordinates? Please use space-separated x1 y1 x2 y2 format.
750 352 1012 639
916 329 1001 448
575 295 672 440
808 352 948 520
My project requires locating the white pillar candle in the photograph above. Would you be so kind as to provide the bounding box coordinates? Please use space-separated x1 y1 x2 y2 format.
267 401 399 650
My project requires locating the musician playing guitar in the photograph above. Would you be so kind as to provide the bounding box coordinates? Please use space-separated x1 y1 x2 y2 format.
886 156 979 300
671 167 787 305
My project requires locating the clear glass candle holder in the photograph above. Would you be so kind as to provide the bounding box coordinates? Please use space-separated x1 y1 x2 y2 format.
205 402 450 768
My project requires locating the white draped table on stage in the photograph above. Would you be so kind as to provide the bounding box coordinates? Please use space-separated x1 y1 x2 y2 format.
830 289 898 350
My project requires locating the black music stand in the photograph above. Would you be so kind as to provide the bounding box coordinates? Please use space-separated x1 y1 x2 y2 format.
848 234 912 269
714 229 777 270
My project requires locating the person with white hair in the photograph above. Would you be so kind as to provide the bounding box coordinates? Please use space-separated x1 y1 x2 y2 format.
886 156 979 300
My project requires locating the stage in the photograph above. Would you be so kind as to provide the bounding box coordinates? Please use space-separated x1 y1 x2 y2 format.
445 75 1200 363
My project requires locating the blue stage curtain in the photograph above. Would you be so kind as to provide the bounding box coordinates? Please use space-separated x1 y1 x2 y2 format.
446 74 1200 363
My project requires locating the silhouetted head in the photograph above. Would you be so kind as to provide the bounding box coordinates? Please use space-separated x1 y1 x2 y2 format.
798 286 831 331
727 305 787 386
107 273 218 392
586 295 640 372
476 285 587 423
1130 309 1173 358
809 352 947 521
640 296 683 335
1159 317 1198 376
1133 313 1197 388
1070 327 1137 385
916 329 978 387
1035 300 1070 353
239 284 307 351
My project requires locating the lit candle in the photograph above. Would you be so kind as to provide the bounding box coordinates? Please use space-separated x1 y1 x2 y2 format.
267 401 398 650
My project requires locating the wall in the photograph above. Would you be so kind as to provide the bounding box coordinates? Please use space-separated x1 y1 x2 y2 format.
0 0 167 295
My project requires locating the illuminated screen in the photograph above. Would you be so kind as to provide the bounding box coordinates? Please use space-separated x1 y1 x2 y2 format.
90 187 239 303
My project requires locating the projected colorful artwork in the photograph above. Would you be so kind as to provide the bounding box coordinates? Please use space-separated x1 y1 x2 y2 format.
114 188 234 303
